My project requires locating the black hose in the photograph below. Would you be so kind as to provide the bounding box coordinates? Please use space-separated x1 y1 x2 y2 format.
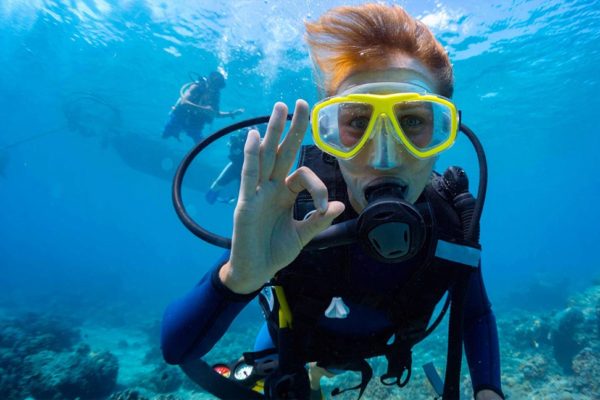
172 115 291 248
458 123 488 242
172 119 487 252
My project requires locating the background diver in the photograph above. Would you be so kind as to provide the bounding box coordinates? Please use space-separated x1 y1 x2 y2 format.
162 71 245 143
205 127 258 205
162 4 503 400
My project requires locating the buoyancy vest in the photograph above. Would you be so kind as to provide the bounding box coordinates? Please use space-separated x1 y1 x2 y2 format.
255 145 481 398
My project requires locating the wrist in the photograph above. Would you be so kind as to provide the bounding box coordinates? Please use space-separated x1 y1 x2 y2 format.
219 261 263 294
475 389 504 400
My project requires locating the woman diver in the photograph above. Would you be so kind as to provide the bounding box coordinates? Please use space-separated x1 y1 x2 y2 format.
161 4 503 400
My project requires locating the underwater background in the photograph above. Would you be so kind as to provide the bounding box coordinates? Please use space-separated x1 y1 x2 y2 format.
1 0 599 399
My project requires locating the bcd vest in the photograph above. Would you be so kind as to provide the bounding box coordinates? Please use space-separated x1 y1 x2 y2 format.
254 145 480 398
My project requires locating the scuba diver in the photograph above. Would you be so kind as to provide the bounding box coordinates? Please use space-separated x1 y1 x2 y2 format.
161 4 503 400
205 127 257 204
162 71 245 143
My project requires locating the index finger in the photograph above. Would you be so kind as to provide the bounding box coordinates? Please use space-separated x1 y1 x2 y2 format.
238 129 261 201
271 99 309 181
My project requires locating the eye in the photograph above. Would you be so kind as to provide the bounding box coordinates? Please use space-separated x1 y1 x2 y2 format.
400 115 423 130
349 117 370 131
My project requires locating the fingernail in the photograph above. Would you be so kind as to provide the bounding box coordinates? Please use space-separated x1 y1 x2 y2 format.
319 199 328 213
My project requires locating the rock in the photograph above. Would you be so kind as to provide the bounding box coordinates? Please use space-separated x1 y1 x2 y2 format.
24 346 119 399
512 316 551 349
143 345 163 365
153 394 183 400
147 363 183 393
519 354 548 381
550 307 585 373
108 389 150 400
572 347 600 397
19 313 81 353
0 313 80 356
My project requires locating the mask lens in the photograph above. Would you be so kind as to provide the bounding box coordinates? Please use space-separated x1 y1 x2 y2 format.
393 101 453 152
317 102 374 154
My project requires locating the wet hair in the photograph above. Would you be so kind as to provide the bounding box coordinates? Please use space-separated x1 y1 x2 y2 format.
304 4 454 98
208 71 226 89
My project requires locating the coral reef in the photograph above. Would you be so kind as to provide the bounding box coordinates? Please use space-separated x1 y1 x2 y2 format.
509 314 551 349
0 314 118 400
572 347 600 398
498 285 600 399
1 312 80 353
25 345 118 399
107 389 184 400
1 284 599 399
146 363 184 393
109 389 150 400
519 354 548 380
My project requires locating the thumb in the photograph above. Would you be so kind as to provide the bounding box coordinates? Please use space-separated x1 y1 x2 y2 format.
296 201 345 247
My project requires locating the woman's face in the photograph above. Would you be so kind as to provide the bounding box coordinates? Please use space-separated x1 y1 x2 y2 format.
335 56 441 212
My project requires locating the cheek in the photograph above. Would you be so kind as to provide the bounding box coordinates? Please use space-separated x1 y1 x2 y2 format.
338 149 371 175
413 157 435 175
407 158 436 185
338 160 361 188
338 161 365 198
406 158 436 201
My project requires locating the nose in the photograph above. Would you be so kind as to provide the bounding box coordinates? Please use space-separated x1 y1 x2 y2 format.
367 114 404 170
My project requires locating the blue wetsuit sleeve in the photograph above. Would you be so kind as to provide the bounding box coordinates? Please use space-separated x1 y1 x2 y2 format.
462 263 504 398
160 251 260 364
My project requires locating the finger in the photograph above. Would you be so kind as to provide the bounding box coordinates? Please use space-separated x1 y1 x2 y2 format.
259 102 288 183
271 99 310 181
238 129 261 201
286 166 328 213
296 201 345 247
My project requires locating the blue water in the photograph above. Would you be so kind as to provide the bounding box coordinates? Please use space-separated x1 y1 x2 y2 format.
0 0 599 396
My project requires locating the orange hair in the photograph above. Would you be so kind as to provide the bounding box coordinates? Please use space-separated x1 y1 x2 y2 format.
304 4 454 97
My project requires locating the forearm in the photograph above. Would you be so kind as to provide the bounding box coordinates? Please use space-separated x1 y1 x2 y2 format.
182 99 211 111
464 310 503 398
160 255 259 364
462 266 504 398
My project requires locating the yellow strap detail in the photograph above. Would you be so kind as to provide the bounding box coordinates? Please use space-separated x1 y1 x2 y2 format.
251 379 265 394
274 286 293 329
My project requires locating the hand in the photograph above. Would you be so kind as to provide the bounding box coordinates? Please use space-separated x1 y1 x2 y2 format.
219 100 345 294
204 105 217 116
475 389 503 400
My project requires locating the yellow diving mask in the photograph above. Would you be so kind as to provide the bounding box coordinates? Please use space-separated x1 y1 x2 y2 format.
311 82 459 164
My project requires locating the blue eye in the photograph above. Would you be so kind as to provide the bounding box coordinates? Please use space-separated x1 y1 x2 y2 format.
349 117 370 130
400 116 423 129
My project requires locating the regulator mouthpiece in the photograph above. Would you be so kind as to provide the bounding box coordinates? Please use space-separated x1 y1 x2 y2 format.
357 179 426 263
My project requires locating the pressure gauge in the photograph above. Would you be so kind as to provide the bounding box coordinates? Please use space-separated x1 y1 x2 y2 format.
233 361 254 381
212 363 231 378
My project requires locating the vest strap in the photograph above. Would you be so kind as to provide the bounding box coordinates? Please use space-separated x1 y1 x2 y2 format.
435 240 481 268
